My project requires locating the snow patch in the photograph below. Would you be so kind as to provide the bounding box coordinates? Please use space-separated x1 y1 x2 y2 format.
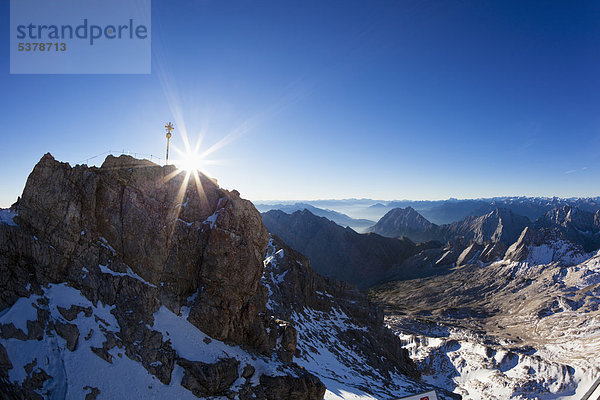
98 264 157 288
0 209 18 227
0 295 39 332
152 306 290 386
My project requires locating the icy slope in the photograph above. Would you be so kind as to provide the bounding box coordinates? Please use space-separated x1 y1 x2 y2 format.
261 237 460 400
372 246 600 399
0 281 309 399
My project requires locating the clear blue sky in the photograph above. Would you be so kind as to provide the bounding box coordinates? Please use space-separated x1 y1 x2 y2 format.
1 0 599 207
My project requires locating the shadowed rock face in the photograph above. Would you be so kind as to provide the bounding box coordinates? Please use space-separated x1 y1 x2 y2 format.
370 207 530 246
535 205 600 252
263 236 420 381
262 209 418 289
14 153 269 349
368 207 438 242
441 208 531 246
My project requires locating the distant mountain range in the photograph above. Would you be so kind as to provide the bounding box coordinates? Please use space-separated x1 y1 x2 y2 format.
370 207 531 246
254 202 375 232
255 197 600 225
370 205 600 252
263 204 600 288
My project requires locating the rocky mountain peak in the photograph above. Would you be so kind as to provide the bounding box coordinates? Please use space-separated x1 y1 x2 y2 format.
503 226 588 265
0 154 338 398
442 207 530 246
539 205 597 229
536 205 600 252
262 209 420 288
14 153 271 349
388 207 434 227
2 153 455 399
368 207 438 242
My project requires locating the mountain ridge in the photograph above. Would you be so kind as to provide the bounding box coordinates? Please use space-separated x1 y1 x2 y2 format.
0 153 450 399
254 202 374 232
261 209 420 289
370 206 531 246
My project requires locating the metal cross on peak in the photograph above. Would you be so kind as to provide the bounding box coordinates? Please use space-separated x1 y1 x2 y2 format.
165 122 174 136
165 122 174 165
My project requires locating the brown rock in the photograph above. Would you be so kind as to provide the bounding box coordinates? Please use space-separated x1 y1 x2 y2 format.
57 305 92 321
55 321 79 351
91 346 112 364
0 154 330 399
258 372 326 400
178 358 239 397
27 307 50 341
241 364 255 379
0 323 27 341
15 153 270 351
0 343 12 375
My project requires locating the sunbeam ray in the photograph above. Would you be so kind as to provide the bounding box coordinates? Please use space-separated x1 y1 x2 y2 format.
167 169 191 244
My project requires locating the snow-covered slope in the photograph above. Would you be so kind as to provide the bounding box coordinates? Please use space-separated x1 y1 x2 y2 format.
371 244 600 399
0 234 456 400
260 237 460 400
0 266 302 399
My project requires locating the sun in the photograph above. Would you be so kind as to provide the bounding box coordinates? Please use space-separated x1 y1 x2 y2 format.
177 151 205 172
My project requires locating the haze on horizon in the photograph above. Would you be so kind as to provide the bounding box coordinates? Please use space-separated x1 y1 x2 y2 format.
1 0 599 208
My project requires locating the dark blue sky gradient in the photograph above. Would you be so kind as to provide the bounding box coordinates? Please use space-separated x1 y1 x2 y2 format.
1 0 599 205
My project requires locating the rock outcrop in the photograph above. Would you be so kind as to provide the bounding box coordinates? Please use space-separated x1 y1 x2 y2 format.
14 153 269 349
503 226 588 265
441 208 530 246
0 154 325 399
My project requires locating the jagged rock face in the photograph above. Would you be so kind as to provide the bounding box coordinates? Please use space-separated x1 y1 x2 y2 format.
0 154 328 399
455 243 483 267
440 208 530 246
262 236 383 329
540 205 596 229
503 226 588 265
178 358 240 397
14 153 269 347
255 373 326 400
368 207 439 242
370 207 530 247
262 209 418 288
535 206 600 252
261 237 462 399
478 241 507 263
262 209 514 286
